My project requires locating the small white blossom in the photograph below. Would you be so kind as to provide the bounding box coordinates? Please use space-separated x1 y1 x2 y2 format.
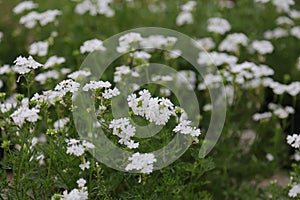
79 161 90 171
80 39 106 54
291 26 300 40
125 152 157 174
68 70 91 80
173 120 201 137
55 79 80 97
250 40 274 54
289 184 300 198
29 41 49 56
13 1 38 14
76 178 86 188
287 134 300 148
82 80 112 91
207 17 231 35
44 55 66 69
12 56 42 74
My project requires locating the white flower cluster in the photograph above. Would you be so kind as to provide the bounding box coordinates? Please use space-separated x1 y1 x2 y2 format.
66 138 95 157
197 51 238 66
176 70 197 90
255 0 295 13
10 99 39 127
287 134 300 148
265 79 300 96
114 65 139 83
127 89 175 126
13 1 38 14
82 80 111 91
35 70 60 84
12 56 42 74
116 32 178 53
173 120 201 137
264 27 289 39
129 51 151 63
60 178 88 200
29 41 49 57
79 161 90 171
125 152 157 174
289 184 300 198
176 1 197 26
109 118 139 149
80 39 106 54
102 87 120 99
250 40 274 55
207 17 231 35
218 33 248 53
291 26 300 40
75 0 115 17
253 103 294 121
68 70 91 80
44 55 66 69
20 10 62 28
54 117 70 130
54 79 80 97
193 37 215 51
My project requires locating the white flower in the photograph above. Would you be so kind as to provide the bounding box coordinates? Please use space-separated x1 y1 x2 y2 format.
68 70 91 80
35 70 60 84
13 1 38 14
62 188 88 200
29 41 49 56
116 32 143 53
218 33 248 53
127 89 175 126
197 51 238 66
0 65 11 75
19 11 40 28
193 37 215 51
38 10 61 26
79 161 90 171
12 56 42 74
44 55 66 69
207 17 231 35
181 1 197 12
173 120 201 137
102 87 120 99
20 10 61 28
80 39 106 54
109 118 139 149
266 153 274 161
75 0 115 17
252 112 272 121
289 184 300 198
66 139 94 157
10 100 39 127
297 56 300 71
291 26 300 40
255 0 270 3
287 134 300 148
129 51 151 62
176 11 194 26
77 178 86 188
250 40 274 54
264 28 289 39
276 16 294 25
272 0 294 13
55 79 80 97
125 152 157 174
54 117 70 130
289 9 300 19
82 80 112 91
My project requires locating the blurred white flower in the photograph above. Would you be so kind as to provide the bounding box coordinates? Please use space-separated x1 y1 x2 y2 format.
79 161 90 171
67 70 91 80
10 99 39 127
266 153 274 161
193 37 215 51
264 28 289 39
54 117 70 130
20 10 61 28
207 17 231 35
44 55 66 69
289 184 300 198
250 40 274 54
102 87 120 99
198 51 238 66
76 178 86 188
13 1 38 14
176 12 194 26
80 39 106 54
117 32 143 53
291 26 300 40
276 16 294 25
29 41 49 56
219 33 248 53
82 80 111 91
75 0 115 17
272 0 294 13
35 70 60 84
